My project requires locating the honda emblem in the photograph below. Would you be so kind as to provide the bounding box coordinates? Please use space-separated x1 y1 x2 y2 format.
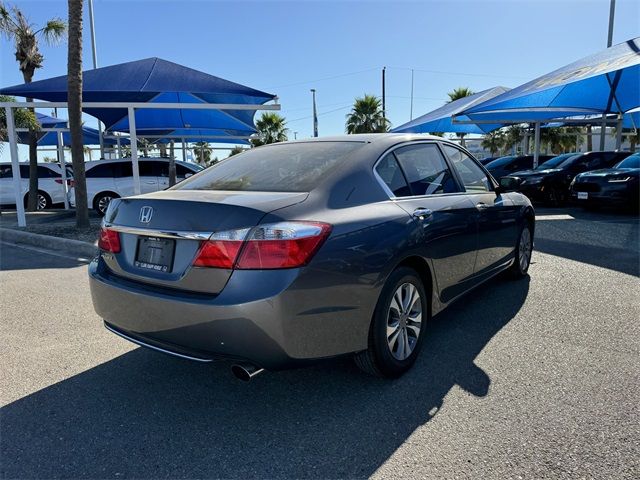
139 206 153 223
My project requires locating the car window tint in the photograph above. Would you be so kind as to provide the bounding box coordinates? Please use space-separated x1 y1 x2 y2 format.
19 165 29 177
0 165 13 178
37 166 60 178
375 154 412 197
392 144 459 196
176 142 364 192
139 161 156 177
441 145 491 192
118 162 133 177
87 163 115 178
175 164 194 177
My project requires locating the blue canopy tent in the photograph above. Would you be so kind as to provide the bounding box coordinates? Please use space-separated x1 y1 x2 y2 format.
456 37 640 164
35 112 66 128
461 38 640 123
0 57 276 136
392 86 510 134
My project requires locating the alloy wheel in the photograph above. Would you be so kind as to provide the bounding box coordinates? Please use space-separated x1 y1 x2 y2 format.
519 227 532 272
387 282 422 361
37 194 47 210
98 196 113 214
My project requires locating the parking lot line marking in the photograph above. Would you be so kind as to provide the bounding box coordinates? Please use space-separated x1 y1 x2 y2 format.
535 214 575 221
0 240 92 263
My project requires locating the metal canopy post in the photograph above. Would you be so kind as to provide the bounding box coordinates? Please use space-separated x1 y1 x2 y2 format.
182 138 186 161
533 122 541 169
5 106 26 227
615 113 623 150
57 131 69 209
128 106 141 195
116 136 122 158
599 114 607 151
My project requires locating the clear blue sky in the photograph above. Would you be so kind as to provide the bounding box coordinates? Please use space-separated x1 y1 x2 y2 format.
1 0 639 160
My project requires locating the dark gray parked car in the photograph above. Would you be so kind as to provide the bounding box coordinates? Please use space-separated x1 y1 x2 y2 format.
89 134 535 380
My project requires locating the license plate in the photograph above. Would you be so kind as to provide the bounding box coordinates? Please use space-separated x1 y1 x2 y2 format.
135 236 175 272
577 192 588 200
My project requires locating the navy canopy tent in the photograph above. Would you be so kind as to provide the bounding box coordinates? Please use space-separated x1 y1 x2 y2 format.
35 112 66 128
392 86 510 134
0 57 276 135
461 37 640 123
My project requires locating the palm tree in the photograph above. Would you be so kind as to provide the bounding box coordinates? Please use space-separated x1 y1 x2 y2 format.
446 87 474 147
192 142 212 165
0 94 38 151
67 0 89 228
503 125 525 153
345 95 389 134
251 112 288 147
481 130 505 156
0 3 65 211
228 145 246 157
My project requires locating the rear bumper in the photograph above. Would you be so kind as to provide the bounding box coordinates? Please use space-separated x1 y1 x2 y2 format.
89 258 372 370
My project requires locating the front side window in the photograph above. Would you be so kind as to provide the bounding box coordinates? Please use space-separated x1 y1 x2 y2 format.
442 144 491 193
392 144 459 196
0 165 13 178
87 164 116 178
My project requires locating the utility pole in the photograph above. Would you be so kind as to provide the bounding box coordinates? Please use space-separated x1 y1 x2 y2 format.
311 89 318 137
382 67 386 119
88 0 105 158
607 0 616 47
294 131 298 140
409 69 414 121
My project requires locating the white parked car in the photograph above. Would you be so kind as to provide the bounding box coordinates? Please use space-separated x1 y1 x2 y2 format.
68 158 203 215
0 162 71 210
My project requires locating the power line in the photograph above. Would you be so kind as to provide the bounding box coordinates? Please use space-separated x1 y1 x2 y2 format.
385 65 528 80
265 67 379 90
286 104 352 124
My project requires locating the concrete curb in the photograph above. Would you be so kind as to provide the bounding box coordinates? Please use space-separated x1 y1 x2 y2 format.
0 227 98 259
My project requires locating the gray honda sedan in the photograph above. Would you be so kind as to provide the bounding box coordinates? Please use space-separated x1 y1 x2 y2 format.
90 134 534 380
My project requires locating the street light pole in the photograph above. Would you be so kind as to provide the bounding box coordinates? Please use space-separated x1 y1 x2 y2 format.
311 89 318 137
607 0 616 47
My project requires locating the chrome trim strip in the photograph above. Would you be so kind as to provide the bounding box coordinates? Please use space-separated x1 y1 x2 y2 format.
104 322 214 363
103 223 213 241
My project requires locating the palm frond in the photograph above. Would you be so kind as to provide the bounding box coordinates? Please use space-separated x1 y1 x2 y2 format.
40 18 66 45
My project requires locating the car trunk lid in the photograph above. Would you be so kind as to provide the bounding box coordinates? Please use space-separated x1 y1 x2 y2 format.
100 190 308 294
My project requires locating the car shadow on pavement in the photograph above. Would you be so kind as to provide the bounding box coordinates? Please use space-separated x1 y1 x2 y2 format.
0 243 89 271
1 276 530 479
534 208 639 277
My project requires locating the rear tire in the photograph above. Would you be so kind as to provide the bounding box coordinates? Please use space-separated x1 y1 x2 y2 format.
93 192 119 216
23 190 51 210
509 224 533 279
355 267 428 378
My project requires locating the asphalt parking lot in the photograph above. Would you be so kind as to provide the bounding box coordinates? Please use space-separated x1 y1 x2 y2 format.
1 207 638 479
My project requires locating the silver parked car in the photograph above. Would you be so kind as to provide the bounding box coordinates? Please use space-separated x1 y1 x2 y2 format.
90 134 535 380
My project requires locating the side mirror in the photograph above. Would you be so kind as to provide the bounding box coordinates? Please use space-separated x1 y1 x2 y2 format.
496 176 521 195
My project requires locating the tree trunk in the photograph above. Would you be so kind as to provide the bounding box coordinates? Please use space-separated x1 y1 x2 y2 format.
168 140 176 187
24 70 38 212
586 125 593 151
68 0 89 228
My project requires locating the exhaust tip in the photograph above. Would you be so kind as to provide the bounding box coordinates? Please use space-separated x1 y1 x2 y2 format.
231 363 264 382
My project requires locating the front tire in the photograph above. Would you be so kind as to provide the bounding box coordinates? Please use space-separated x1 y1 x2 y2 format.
355 267 428 378
510 224 533 278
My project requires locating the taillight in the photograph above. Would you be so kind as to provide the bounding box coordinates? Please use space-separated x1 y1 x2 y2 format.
192 222 331 270
193 228 250 268
54 179 63 184
98 227 121 253
68 179 75 187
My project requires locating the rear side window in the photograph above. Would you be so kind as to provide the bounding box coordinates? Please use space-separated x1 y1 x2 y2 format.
37 166 60 178
375 154 412 197
175 142 363 192
86 164 116 178
392 144 459 195
442 145 491 193
0 165 13 178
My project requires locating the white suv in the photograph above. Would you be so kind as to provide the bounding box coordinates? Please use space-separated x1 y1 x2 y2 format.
68 158 203 215
0 162 71 210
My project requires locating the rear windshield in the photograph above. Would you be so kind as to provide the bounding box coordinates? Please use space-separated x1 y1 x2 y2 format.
174 142 364 192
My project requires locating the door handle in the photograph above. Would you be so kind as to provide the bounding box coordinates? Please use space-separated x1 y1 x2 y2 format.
144 181 156 184
413 208 433 219
476 202 490 210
